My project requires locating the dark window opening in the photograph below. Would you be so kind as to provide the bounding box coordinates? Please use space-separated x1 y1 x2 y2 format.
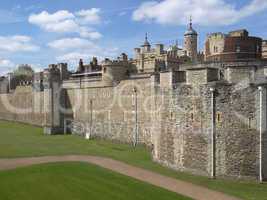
191 113 194 121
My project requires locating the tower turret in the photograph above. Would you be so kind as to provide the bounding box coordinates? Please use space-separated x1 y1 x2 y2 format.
184 16 198 63
142 33 151 53
102 58 129 86
77 59 85 73
43 65 62 135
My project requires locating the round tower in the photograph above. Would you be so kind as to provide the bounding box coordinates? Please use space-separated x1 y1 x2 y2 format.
102 58 128 86
184 17 198 63
102 59 115 86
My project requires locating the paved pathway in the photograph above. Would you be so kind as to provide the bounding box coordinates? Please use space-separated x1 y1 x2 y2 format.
0 155 241 200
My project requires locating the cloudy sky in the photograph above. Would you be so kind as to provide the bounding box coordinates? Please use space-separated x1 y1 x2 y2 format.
0 0 267 74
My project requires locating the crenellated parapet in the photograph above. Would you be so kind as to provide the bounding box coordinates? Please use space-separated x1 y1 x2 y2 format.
1 26 267 181
101 56 131 86
205 29 262 62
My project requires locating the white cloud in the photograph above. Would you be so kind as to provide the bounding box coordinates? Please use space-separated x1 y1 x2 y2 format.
29 10 74 25
0 59 14 68
56 49 118 67
0 59 15 75
79 27 102 39
30 63 43 72
51 37 119 65
0 35 39 52
56 46 118 63
29 9 102 40
76 8 101 24
57 52 93 63
43 19 79 33
29 10 77 32
132 0 267 26
48 38 95 50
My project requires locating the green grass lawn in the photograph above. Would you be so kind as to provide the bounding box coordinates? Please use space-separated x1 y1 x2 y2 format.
0 162 190 200
0 120 267 200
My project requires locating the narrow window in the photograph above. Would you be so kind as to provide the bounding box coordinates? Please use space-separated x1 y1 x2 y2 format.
217 113 222 123
214 46 218 53
191 113 194 121
248 117 253 129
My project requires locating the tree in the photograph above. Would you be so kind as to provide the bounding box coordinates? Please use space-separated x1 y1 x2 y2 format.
13 64 34 77
12 64 34 87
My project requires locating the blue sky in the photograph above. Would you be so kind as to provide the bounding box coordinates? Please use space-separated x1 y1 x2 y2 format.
0 0 267 74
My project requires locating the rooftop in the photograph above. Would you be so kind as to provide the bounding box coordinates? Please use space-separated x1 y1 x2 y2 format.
184 17 197 36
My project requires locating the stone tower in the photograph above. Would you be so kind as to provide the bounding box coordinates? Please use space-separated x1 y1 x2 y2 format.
43 64 62 135
102 57 128 86
184 17 198 63
142 33 151 53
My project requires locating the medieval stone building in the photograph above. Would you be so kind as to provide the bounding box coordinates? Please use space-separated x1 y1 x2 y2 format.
184 17 198 63
0 23 267 181
133 34 181 73
263 40 267 60
205 29 262 62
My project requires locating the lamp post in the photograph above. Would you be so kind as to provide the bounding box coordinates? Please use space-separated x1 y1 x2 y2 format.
258 86 263 183
133 87 138 147
86 99 93 140
210 87 216 179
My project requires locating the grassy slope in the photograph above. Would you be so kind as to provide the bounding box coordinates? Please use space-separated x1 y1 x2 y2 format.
0 121 266 200
0 162 190 200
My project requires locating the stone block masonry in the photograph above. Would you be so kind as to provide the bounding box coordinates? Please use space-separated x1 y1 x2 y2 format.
2 48 267 183
1 24 267 181
0 86 45 126
0 66 266 181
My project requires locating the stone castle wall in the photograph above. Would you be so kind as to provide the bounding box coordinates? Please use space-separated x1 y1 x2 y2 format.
215 84 259 178
0 86 45 126
152 85 211 176
0 72 266 180
61 75 265 179
63 77 154 145
152 83 263 179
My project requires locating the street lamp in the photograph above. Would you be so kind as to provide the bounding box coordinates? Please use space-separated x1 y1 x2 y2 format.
133 87 138 147
258 86 263 183
86 99 93 140
210 87 216 179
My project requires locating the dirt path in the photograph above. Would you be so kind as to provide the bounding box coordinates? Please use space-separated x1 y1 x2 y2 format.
0 155 241 200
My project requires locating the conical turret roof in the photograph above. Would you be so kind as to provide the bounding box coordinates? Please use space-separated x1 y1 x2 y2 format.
184 17 198 36
142 33 151 46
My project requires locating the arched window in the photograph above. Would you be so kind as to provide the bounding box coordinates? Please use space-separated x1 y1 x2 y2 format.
248 117 254 129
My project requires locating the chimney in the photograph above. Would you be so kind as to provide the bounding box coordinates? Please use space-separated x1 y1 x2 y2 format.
78 59 84 73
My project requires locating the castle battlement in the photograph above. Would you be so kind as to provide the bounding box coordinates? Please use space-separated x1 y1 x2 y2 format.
1 26 267 181
102 59 128 66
